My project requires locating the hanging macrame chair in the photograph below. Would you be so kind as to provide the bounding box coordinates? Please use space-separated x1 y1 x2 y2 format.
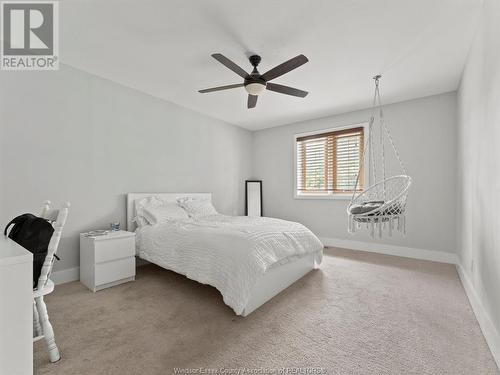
347 75 412 237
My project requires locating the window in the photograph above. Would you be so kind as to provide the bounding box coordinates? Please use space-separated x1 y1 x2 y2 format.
295 125 365 197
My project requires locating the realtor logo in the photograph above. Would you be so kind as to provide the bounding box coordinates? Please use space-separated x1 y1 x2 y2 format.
1 1 59 70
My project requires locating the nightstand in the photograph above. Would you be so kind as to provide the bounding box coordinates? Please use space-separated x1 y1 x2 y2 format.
80 230 136 292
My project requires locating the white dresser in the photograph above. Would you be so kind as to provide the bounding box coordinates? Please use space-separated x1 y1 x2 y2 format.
80 231 136 292
0 236 33 375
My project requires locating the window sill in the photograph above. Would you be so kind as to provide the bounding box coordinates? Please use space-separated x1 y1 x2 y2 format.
294 193 353 200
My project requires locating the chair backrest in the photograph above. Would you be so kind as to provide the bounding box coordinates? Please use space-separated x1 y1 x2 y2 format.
37 200 70 289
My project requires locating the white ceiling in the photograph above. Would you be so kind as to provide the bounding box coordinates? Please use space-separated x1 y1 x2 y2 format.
61 0 482 130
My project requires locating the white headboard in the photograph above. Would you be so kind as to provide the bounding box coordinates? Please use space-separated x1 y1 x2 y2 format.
126 193 212 231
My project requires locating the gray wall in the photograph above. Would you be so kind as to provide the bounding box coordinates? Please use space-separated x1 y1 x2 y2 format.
457 0 500 350
252 92 457 254
0 65 253 272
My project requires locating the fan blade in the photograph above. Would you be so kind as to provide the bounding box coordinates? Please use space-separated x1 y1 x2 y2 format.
199 83 244 93
261 54 308 81
266 82 308 98
212 54 249 79
247 94 258 109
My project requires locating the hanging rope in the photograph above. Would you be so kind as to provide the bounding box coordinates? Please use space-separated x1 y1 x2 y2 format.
369 78 378 186
375 77 387 199
375 80 407 175
350 82 377 203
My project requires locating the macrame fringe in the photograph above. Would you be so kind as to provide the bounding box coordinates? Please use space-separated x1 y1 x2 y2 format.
346 215 408 238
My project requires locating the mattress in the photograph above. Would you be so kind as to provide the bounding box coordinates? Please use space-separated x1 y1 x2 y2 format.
136 214 323 315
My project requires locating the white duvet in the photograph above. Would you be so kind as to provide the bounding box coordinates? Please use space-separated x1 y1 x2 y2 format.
136 214 323 315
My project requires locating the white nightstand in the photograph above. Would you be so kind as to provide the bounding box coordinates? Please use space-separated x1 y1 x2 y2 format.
80 230 136 292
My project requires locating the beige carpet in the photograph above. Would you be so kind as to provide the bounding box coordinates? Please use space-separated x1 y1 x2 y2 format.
34 248 499 375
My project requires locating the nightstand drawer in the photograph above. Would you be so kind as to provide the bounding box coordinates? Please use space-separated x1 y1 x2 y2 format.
94 236 135 263
95 257 135 285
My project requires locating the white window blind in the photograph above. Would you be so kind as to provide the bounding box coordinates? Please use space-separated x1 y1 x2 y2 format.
296 127 364 194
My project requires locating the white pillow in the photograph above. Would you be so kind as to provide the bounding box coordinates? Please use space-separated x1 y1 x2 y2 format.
142 203 189 224
134 196 164 226
177 197 218 218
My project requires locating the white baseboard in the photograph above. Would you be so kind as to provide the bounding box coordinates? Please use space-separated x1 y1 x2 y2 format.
456 264 500 369
320 237 458 264
50 267 79 285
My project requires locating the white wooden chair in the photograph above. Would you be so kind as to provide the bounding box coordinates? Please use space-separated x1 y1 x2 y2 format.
33 201 70 363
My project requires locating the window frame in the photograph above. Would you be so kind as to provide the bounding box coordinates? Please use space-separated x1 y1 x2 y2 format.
293 122 369 200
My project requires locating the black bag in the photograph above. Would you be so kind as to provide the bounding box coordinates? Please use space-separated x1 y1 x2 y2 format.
4 213 55 288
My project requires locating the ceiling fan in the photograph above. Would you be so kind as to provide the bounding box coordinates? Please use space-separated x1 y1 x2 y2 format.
199 53 309 109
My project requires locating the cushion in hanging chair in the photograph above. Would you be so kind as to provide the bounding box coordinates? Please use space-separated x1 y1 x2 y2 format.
349 201 384 215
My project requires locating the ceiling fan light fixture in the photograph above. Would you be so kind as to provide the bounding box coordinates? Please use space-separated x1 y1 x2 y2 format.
199 53 309 108
244 82 266 96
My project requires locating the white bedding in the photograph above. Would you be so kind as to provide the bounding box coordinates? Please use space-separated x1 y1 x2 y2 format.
136 214 323 315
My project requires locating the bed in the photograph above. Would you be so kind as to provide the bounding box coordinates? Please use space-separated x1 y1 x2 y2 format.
127 193 323 316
